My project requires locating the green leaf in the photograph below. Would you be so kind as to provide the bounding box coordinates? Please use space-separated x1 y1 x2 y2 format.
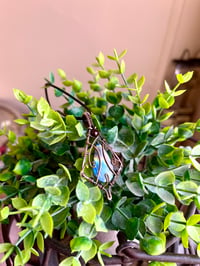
165 212 186 235
8 130 16 143
14 118 29 125
13 89 32 104
12 197 27 209
140 233 166 256
106 91 122 104
51 186 70 206
176 181 198 199
120 59 125 74
197 243 200 257
40 211 53 237
81 241 97 263
132 113 143 130
94 216 107 232
77 202 96 224
74 158 83 171
98 70 110 79
0 206 9 221
191 144 200 156
0 243 13 253
158 95 169 109
37 174 60 188
57 68 67 80
126 180 145 197
37 97 50 117
89 186 102 202
66 115 83 140
176 72 193 84
106 126 118 144
190 156 200 171
125 217 144 240
78 221 96 238
187 214 200 226
76 181 90 201
181 228 189 248
118 126 135 146
137 76 145 89
146 215 163 234
119 49 127 58
96 51 105 66
23 231 34 250
156 188 175 205
0 246 15 264
155 171 175 186
13 159 32 175
59 256 81 266
186 225 200 242
49 72 55 83
37 232 44 252
70 236 92 252
108 105 124 119
99 240 114 252
59 164 72 181
32 194 51 211
72 80 82 92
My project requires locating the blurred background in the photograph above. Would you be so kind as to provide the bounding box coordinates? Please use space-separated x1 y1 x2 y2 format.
0 0 200 262
0 0 200 106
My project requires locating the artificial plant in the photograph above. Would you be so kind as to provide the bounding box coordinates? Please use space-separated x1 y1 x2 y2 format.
0 49 200 266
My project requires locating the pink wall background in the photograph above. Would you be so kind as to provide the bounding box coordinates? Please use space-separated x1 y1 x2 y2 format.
0 0 200 105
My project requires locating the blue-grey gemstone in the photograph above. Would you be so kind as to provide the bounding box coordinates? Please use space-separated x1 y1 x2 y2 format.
93 144 114 183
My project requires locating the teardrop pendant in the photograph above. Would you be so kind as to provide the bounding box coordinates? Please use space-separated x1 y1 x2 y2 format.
80 112 123 200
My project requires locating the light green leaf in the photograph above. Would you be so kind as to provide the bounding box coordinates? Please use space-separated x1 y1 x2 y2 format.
78 221 96 238
81 241 97 263
13 89 32 104
155 171 175 186
181 229 189 248
0 243 13 253
59 164 72 181
37 97 50 117
40 211 53 237
187 225 200 242
77 202 96 224
32 194 51 211
120 60 125 74
37 174 60 188
89 186 102 202
190 156 200 171
156 188 175 205
137 76 145 89
12 197 27 209
37 232 44 252
57 68 67 80
197 243 200 257
0 206 9 221
96 51 105 66
191 144 200 156
187 214 200 226
95 216 107 232
70 236 92 252
76 181 90 201
59 256 81 266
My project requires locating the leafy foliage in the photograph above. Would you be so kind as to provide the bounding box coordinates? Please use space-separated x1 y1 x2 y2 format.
0 49 200 265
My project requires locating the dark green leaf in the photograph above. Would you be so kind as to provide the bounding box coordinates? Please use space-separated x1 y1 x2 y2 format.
108 105 124 120
13 159 32 175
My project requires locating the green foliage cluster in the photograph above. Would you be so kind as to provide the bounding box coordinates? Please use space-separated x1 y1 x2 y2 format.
1 49 200 265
